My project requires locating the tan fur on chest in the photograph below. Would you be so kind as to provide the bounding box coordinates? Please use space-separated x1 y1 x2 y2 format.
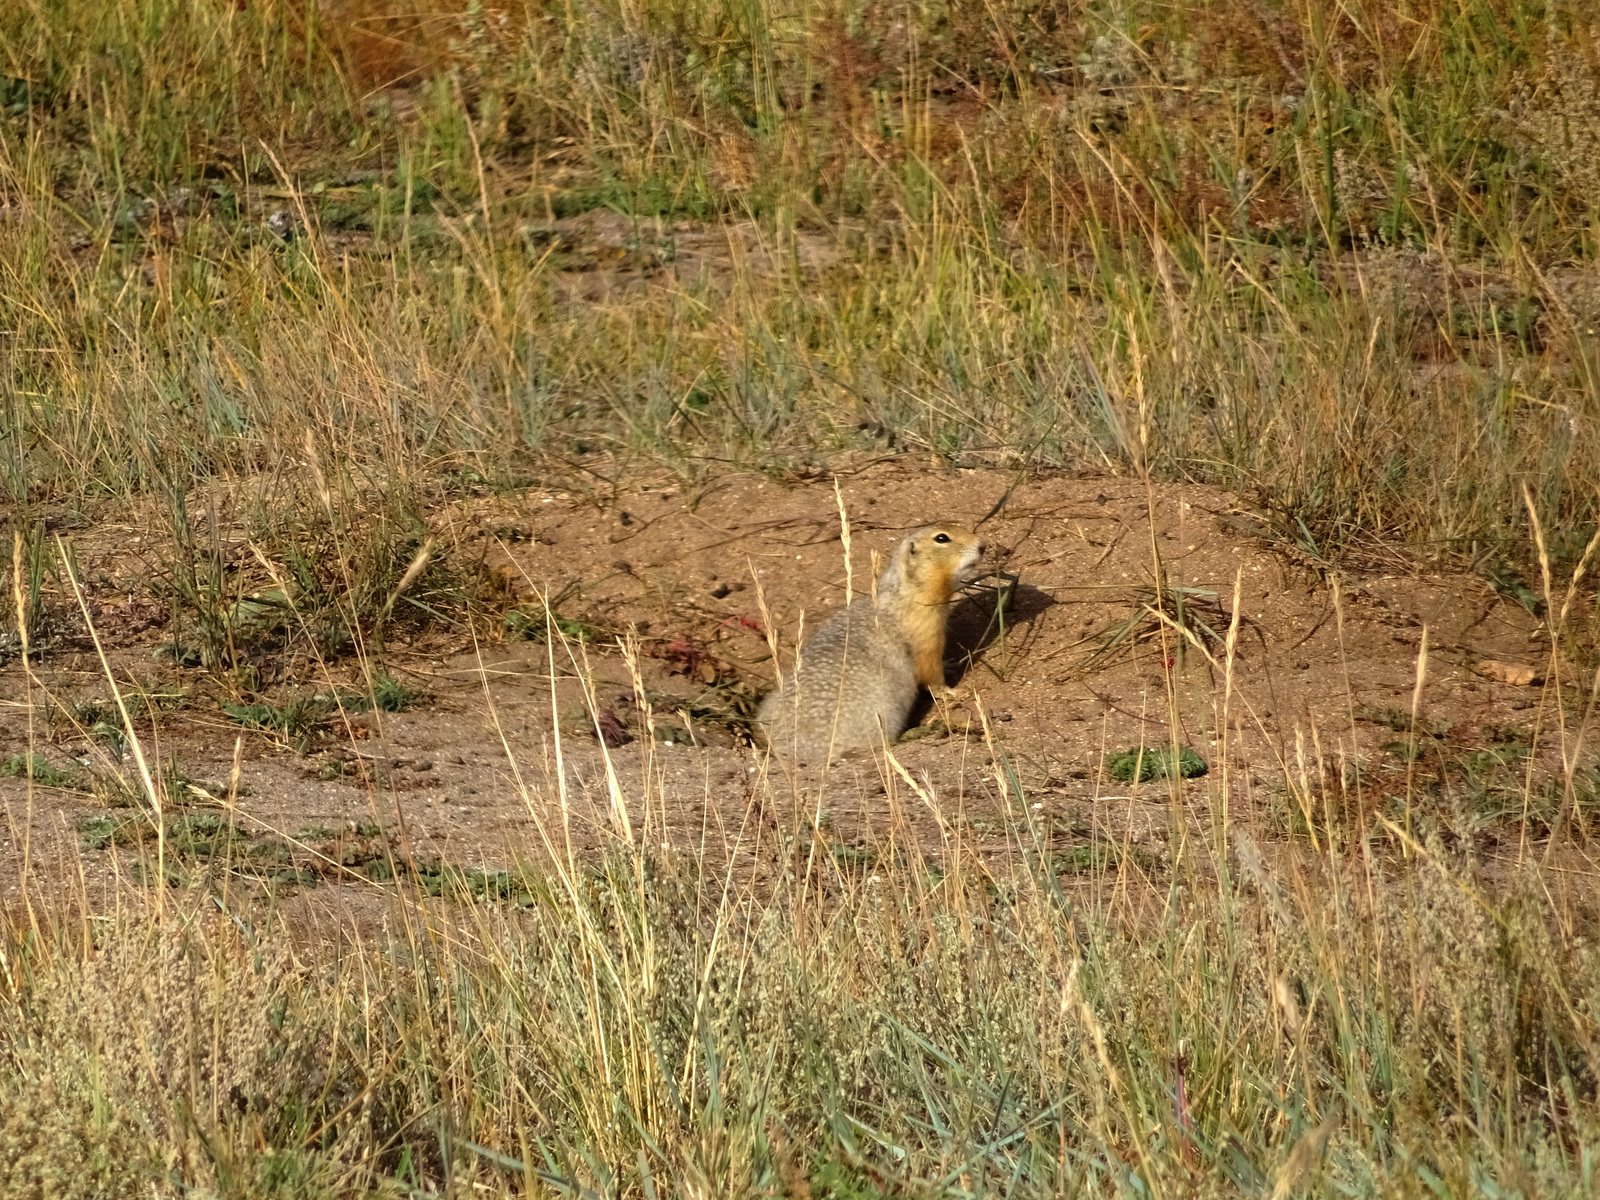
900 561 957 687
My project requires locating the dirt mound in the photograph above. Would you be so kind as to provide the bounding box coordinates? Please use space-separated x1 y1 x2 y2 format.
2 465 1584 919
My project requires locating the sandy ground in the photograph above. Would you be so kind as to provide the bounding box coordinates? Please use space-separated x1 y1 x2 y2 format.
4 465 1595 933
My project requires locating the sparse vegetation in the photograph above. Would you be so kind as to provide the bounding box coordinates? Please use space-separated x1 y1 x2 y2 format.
11 739 1600 1196
219 673 418 751
1086 584 1239 668
505 608 598 644
0 752 82 790
2 0 1600 1195
4 0 1600 631
1106 742 1208 782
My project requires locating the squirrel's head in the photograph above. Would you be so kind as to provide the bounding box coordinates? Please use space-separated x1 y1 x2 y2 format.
896 525 986 594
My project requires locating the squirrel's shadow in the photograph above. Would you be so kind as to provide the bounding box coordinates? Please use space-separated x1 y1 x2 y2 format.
903 580 1055 728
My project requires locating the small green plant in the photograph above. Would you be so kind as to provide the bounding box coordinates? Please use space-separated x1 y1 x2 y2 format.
1461 745 1530 779
224 697 317 734
1485 566 1543 613
1380 737 1430 762
223 674 419 750
77 814 134 850
1 753 82 789
1050 843 1113 874
367 671 418 712
63 698 130 754
1357 705 1413 732
505 608 597 643
166 813 249 858
411 863 539 904
222 694 336 750
1107 744 1208 782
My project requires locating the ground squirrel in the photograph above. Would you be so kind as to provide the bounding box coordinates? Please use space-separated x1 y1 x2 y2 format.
758 525 986 760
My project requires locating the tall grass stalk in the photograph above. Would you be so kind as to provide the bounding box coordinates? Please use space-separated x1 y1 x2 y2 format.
2 0 1599 597
3 613 1598 1196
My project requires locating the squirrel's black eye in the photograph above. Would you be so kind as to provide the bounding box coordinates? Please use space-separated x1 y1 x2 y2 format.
934 532 951 543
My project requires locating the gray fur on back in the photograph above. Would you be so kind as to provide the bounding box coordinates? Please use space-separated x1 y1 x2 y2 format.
757 595 918 760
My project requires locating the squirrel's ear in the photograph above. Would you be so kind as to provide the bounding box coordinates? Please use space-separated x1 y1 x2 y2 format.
906 537 918 556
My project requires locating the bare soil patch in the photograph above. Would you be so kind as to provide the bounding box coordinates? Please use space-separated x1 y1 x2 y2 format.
4 465 1592 928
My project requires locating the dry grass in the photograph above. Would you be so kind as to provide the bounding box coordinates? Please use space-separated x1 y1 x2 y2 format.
2 0 1598 586
2 0 1600 1194
3 609 1599 1196
2 483 1598 1196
